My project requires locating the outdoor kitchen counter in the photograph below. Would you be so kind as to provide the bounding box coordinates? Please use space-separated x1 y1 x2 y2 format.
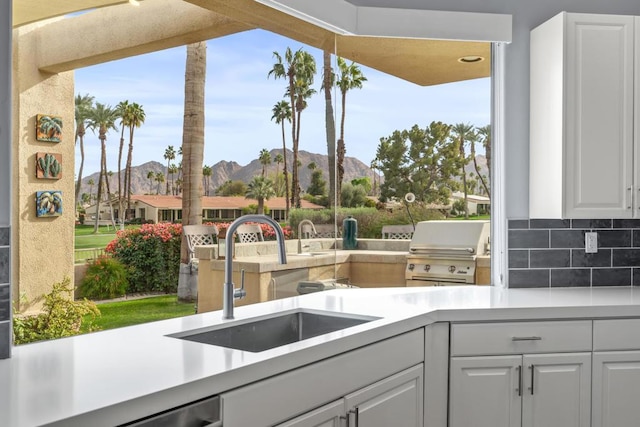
3 286 640 427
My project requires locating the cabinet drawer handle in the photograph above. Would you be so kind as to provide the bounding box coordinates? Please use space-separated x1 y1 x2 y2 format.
511 336 542 341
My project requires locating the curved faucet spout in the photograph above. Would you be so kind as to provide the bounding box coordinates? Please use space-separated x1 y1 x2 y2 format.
223 215 287 319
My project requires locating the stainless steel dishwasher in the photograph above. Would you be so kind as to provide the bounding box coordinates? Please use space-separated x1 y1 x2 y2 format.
121 395 221 427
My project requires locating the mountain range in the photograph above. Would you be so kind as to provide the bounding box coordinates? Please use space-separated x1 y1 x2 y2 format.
77 149 380 197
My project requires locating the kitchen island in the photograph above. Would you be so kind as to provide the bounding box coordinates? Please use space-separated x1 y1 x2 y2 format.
2 286 640 426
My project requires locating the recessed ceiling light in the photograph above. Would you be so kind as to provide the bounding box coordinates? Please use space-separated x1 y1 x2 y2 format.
129 0 141 6
458 56 484 63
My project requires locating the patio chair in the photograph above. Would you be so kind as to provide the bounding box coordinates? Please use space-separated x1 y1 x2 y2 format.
381 224 414 240
183 224 219 263
236 224 264 243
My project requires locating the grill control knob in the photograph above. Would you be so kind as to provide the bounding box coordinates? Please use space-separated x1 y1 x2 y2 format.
448 265 456 273
424 265 431 272
408 263 415 271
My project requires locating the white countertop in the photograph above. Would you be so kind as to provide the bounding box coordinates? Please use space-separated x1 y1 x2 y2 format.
3 286 640 427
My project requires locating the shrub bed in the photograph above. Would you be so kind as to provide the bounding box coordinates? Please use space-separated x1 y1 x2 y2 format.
106 223 182 293
80 255 129 299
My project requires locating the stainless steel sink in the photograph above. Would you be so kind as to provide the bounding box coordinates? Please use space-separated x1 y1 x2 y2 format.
169 309 379 352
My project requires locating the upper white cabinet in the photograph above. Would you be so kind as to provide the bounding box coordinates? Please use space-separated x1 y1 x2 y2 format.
530 12 636 218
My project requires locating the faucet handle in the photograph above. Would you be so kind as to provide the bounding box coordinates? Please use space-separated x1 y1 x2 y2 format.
234 269 246 300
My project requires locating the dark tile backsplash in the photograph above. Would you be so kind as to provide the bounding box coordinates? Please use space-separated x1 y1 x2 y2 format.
0 226 9 359
509 219 640 288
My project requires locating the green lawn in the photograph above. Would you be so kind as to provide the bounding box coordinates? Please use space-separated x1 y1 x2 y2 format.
74 224 140 250
82 295 196 332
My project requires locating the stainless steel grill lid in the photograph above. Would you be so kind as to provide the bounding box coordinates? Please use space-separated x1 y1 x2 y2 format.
409 220 490 258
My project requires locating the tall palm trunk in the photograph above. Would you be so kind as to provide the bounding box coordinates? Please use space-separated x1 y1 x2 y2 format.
179 41 206 302
459 139 469 219
125 126 136 213
287 74 299 209
75 126 86 204
471 140 490 197
101 137 117 228
323 50 337 207
117 127 125 227
280 126 290 217
337 90 347 206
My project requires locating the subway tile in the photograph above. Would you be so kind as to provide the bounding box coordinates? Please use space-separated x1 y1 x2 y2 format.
551 269 591 287
508 219 529 230
592 268 632 286
550 230 584 248
0 296 8 321
0 321 9 359
613 219 640 228
633 268 640 286
0 227 8 246
530 250 570 268
530 219 570 229
633 230 640 247
571 219 612 229
508 250 529 268
599 230 632 248
0 247 8 284
613 249 640 267
508 269 550 288
572 249 612 268
509 230 549 249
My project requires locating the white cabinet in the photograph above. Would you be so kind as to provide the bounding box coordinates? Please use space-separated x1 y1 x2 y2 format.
278 365 423 427
222 329 424 427
449 321 592 427
593 319 640 427
530 12 637 218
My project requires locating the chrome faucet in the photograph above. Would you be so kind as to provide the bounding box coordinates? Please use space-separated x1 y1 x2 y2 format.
223 215 287 320
297 219 317 254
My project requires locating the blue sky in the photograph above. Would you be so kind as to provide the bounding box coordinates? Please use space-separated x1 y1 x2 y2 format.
74 29 490 176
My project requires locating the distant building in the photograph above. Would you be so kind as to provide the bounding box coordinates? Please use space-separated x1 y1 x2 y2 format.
451 191 491 215
84 195 323 223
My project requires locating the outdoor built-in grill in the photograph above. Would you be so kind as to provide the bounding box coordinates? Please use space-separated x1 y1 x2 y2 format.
406 220 490 286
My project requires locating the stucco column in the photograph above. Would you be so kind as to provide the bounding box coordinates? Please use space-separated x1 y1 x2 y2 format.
0 0 12 359
12 22 74 313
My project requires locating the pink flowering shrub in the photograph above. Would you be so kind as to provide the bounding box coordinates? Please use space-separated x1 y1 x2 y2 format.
105 223 182 293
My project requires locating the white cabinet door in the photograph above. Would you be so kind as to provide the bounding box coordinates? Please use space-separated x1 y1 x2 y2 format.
530 12 635 218
592 351 640 427
449 356 522 427
276 400 343 427
344 364 423 427
522 353 591 427
564 14 634 218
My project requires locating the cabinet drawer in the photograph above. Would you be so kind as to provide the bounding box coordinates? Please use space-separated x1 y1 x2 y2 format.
451 321 592 356
594 318 640 351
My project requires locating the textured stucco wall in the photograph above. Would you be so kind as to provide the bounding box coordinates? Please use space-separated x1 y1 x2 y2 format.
12 23 74 312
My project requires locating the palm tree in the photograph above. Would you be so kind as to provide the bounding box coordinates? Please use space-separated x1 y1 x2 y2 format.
115 100 130 223
146 171 154 194
259 148 271 177
336 57 367 202
124 103 145 215
87 103 119 232
87 178 95 202
180 41 207 302
271 100 292 217
155 172 165 194
322 49 337 207
246 176 275 215
38 115 63 141
268 47 316 209
164 145 176 195
477 125 491 199
202 165 212 196
169 163 179 195
308 161 317 171
452 122 476 219
74 94 94 205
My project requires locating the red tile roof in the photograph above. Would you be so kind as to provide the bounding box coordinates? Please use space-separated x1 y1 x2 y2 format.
130 195 323 210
